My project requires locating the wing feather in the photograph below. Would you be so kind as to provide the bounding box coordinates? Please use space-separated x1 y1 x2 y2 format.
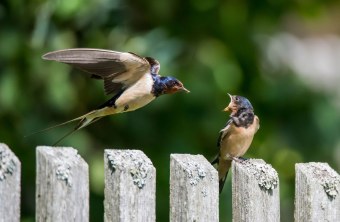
42 48 150 95
255 115 260 133
217 118 233 148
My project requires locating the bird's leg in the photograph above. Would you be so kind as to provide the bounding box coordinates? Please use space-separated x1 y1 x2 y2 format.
231 156 242 163
238 156 248 161
231 156 248 163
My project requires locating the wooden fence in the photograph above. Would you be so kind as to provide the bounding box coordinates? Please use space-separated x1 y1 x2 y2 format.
0 142 339 222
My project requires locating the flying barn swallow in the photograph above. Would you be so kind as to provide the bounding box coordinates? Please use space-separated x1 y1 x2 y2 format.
39 48 189 144
212 94 260 193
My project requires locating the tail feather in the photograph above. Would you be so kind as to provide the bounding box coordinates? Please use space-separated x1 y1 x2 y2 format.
25 115 86 138
211 155 219 165
218 159 232 194
52 128 78 146
74 116 102 131
219 170 229 193
52 116 102 146
26 110 103 145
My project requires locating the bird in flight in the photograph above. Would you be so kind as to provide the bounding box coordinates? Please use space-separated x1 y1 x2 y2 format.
212 94 259 193
38 48 189 144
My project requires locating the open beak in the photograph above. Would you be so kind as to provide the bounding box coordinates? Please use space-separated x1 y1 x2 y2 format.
223 106 230 112
223 93 233 112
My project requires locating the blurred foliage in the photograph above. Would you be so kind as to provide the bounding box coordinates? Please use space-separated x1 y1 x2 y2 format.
1 0 340 221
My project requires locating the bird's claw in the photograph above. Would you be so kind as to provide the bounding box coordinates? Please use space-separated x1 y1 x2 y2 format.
238 156 248 161
231 156 247 163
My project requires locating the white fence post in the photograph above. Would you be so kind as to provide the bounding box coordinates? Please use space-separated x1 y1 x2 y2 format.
232 159 280 222
170 154 219 222
0 143 21 222
294 162 340 222
36 146 89 222
104 149 156 222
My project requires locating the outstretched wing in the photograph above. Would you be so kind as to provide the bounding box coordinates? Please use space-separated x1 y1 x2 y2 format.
42 48 151 95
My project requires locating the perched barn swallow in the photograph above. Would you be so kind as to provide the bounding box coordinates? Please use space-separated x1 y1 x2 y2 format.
39 48 189 144
212 94 260 193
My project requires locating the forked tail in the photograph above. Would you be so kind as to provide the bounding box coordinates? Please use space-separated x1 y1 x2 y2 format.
26 110 102 145
52 116 102 145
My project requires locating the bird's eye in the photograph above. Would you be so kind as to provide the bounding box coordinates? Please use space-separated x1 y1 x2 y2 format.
235 97 239 101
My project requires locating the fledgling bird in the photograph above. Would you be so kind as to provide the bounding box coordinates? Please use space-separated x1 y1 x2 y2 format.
212 94 260 193
39 48 189 144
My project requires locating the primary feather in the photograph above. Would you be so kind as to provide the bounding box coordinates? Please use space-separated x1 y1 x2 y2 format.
43 48 151 95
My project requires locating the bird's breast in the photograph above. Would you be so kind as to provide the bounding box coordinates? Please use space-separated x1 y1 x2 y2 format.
220 122 257 160
114 74 155 112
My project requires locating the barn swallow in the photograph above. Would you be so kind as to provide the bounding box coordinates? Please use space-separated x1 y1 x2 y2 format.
212 94 260 193
38 48 189 144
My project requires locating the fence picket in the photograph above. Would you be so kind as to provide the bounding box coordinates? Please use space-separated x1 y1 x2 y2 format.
232 159 280 222
170 154 219 222
36 146 89 222
104 149 156 222
0 143 21 222
294 162 340 222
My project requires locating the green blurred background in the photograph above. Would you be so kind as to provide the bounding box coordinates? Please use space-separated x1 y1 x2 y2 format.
1 0 340 221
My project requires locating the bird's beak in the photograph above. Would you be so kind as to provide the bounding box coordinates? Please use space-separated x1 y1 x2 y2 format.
223 93 233 112
223 106 230 112
181 87 190 93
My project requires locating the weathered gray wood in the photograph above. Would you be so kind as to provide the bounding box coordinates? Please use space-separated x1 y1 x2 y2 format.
36 146 89 222
170 154 218 222
232 159 279 222
294 162 340 222
104 149 156 222
0 143 21 222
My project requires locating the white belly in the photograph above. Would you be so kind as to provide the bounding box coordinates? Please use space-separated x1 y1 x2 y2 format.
115 74 155 112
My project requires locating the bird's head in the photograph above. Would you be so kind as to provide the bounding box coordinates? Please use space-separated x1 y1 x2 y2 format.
160 76 190 94
223 93 253 114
